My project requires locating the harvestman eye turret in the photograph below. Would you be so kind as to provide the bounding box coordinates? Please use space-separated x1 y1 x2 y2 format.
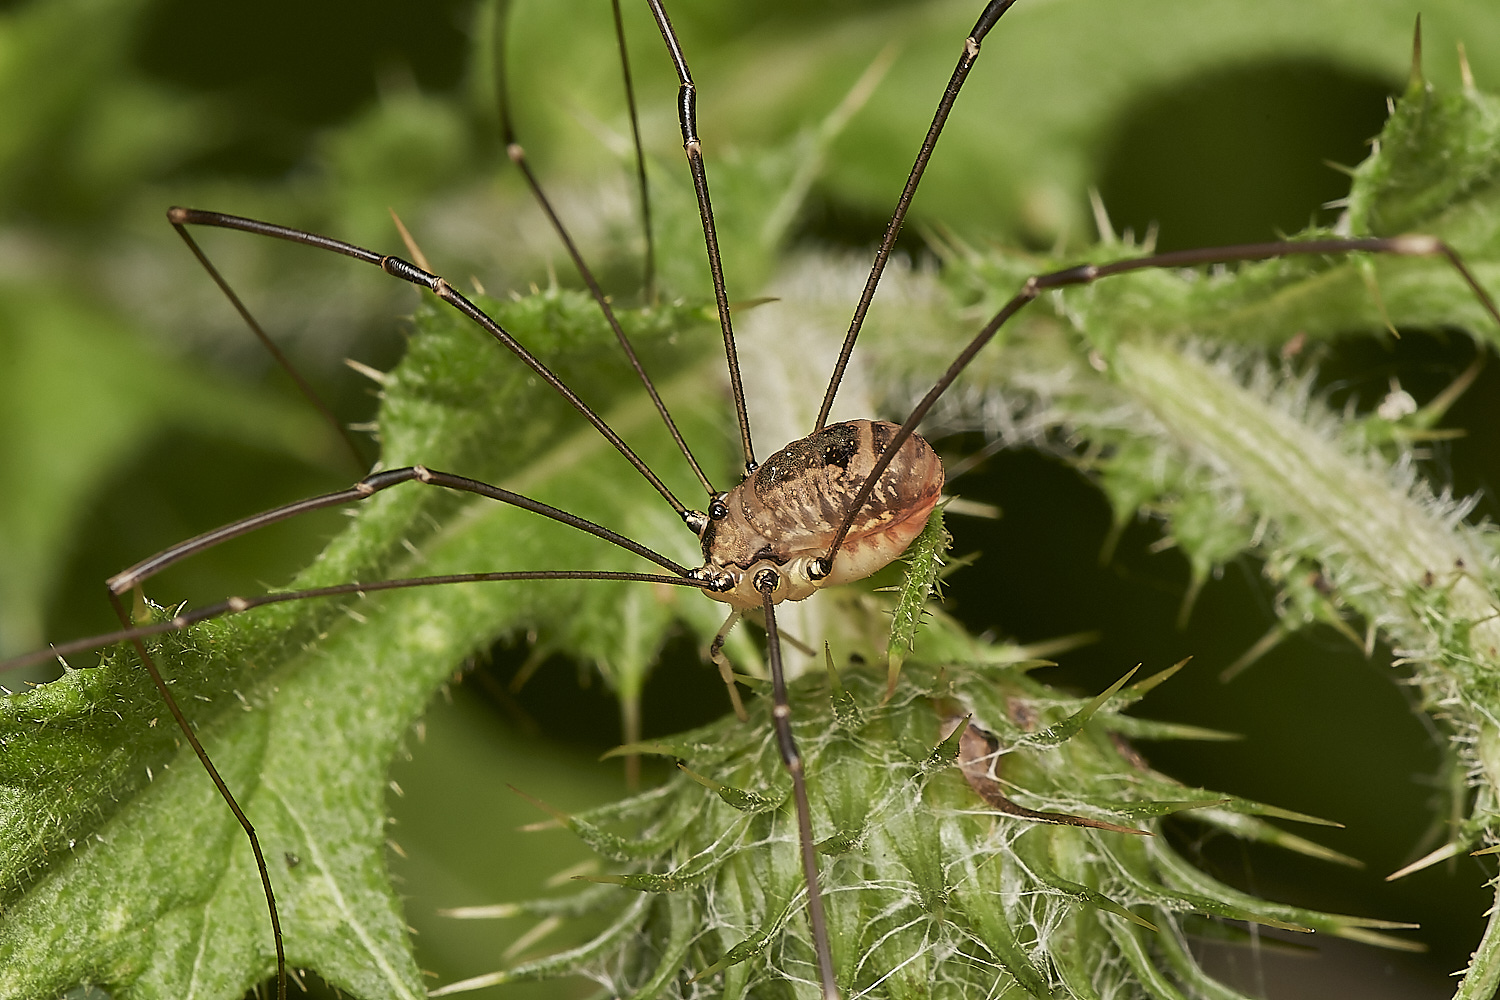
4 3 1500 1000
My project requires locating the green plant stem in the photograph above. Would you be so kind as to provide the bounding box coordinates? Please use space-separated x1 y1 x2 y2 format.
1112 336 1500 856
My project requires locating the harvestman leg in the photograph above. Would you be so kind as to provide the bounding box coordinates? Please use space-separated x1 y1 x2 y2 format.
489 4 715 499
643 0 757 473
815 234 1500 578
169 225 367 473
169 209 706 528
815 0 1021 434
609 0 656 300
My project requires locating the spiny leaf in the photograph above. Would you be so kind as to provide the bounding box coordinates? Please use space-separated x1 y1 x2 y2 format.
883 505 950 697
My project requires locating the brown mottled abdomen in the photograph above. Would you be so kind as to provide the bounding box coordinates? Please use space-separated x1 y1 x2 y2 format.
698 420 943 609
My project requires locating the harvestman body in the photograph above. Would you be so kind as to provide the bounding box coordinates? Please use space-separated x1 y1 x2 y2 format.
6 2 1500 999
699 420 943 609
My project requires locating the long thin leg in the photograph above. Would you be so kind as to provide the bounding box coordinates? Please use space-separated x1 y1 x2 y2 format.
643 0 756 473
167 208 705 527
105 464 697 596
171 222 367 473
107 586 289 1000
610 0 655 301
814 0 1020 433
815 235 1500 574
491 7 715 496
4 571 709 674
757 575 837 1000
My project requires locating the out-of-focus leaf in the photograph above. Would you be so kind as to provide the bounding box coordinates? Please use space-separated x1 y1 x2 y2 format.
0 285 336 657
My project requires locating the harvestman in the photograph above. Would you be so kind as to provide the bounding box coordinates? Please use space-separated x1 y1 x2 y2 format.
6 2 1500 999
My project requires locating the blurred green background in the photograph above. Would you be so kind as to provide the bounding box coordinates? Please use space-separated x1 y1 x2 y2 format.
3 0 1500 996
